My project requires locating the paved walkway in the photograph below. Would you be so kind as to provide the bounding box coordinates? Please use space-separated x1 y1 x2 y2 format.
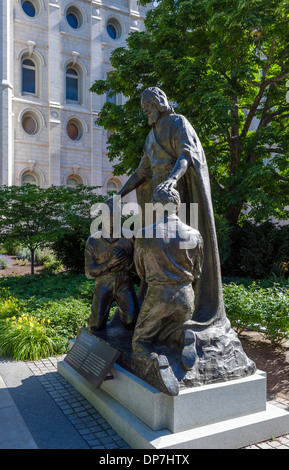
0 354 289 450
0 355 130 449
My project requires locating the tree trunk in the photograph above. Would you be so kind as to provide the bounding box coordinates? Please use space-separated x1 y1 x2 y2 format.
225 200 244 226
30 248 35 275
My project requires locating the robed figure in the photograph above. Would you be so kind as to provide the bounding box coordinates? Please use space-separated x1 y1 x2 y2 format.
117 87 224 329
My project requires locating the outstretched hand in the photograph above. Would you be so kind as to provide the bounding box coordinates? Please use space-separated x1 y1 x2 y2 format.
155 178 177 193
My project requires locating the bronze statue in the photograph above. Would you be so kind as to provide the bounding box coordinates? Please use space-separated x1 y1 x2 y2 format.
133 187 203 371
126 187 204 394
87 87 256 395
114 87 225 330
85 207 139 331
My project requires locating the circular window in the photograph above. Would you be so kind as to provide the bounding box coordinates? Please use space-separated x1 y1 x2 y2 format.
22 1 37 17
66 119 84 141
20 109 42 136
22 114 38 135
106 18 122 40
66 6 83 29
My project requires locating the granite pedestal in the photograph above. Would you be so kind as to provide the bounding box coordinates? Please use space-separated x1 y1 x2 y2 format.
58 358 289 449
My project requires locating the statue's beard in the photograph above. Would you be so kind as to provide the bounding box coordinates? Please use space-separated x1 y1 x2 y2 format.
148 110 160 126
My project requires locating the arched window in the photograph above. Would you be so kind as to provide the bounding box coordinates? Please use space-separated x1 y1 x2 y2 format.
22 58 36 94
21 172 38 186
66 175 83 187
66 66 79 102
107 180 118 194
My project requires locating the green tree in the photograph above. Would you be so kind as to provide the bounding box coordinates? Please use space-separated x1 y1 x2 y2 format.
50 185 106 273
0 185 104 274
0 185 62 274
91 0 289 225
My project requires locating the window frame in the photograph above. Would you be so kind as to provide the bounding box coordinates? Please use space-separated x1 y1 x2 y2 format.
22 58 36 95
106 180 118 194
21 172 38 186
20 0 44 18
19 107 44 138
66 66 79 103
21 0 36 17
66 175 83 187
106 17 122 41
65 117 85 143
65 4 84 31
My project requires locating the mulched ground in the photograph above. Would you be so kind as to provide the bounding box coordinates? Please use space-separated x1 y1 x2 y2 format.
0 255 45 277
240 330 289 401
1 257 288 400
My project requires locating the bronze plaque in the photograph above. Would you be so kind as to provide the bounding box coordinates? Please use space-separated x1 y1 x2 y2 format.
64 331 120 388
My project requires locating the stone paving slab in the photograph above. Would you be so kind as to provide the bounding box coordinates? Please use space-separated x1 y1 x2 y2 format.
243 396 289 449
0 373 38 449
24 356 131 449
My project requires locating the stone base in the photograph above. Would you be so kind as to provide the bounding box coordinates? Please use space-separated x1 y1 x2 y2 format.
78 313 256 396
57 360 289 449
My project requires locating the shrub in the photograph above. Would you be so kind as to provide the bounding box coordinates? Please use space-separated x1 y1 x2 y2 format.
15 247 33 261
222 222 289 279
0 274 93 357
36 248 56 266
31 298 91 353
0 254 12 270
258 286 289 345
0 239 21 255
42 259 64 274
52 229 87 273
0 314 56 360
223 283 262 334
224 282 289 345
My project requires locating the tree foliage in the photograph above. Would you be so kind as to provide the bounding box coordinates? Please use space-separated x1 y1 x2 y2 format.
0 185 104 274
91 0 289 225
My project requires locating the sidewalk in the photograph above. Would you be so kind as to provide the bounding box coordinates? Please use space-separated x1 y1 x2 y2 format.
0 355 130 449
0 354 289 450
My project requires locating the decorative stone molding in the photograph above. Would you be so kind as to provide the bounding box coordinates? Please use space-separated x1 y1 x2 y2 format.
72 51 80 66
27 40 36 57
28 159 36 172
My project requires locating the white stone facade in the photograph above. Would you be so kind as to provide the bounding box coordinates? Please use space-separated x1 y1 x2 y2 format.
0 0 150 196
